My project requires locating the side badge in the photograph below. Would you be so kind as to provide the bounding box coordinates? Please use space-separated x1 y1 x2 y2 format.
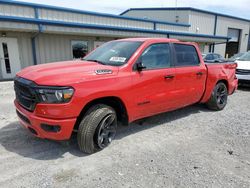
95 69 113 75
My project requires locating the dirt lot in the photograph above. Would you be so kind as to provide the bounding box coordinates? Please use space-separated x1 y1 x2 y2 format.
0 81 250 188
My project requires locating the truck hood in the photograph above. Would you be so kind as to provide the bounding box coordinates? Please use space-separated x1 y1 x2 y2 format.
236 60 250 70
16 60 119 86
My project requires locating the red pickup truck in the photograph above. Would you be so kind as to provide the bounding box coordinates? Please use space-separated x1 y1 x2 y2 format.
14 38 238 153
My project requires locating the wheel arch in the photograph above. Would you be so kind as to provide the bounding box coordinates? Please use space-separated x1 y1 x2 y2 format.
74 96 129 131
217 79 229 90
201 78 229 103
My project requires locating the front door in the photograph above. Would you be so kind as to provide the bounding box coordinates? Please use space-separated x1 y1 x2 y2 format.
0 38 21 79
131 43 177 119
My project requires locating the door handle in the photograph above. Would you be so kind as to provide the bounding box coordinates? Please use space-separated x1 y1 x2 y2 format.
164 75 175 79
196 72 203 76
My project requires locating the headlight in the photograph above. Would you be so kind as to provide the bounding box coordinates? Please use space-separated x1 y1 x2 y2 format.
36 87 74 103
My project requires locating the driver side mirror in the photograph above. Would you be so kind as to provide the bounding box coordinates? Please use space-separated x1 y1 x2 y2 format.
135 61 146 71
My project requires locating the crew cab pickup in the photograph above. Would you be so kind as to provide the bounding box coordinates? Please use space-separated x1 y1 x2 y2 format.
14 38 238 154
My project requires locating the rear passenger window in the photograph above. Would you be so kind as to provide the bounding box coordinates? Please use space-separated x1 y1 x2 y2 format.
140 43 171 69
174 44 200 66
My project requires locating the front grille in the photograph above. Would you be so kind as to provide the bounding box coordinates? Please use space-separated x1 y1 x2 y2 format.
16 110 31 124
14 77 38 112
236 69 250 75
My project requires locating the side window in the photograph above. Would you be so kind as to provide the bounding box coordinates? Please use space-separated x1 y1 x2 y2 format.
217 54 223 59
213 54 219 59
140 43 171 69
205 54 213 60
174 44 200 66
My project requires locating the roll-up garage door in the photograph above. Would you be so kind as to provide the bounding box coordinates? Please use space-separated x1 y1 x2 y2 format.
228 29 240 42
226 28 241 57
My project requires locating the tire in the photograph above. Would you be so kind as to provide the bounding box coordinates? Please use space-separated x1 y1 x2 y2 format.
206 82 228 111
77 104 117 154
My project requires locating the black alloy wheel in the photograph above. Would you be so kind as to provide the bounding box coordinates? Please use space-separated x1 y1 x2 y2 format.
206 82 228 111
216 83 227 107
95 113 117 149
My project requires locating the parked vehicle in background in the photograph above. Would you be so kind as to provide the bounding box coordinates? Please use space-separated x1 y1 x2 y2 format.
202 53 225 63
235 51 250 84
14 38 238 154
228 52 245 62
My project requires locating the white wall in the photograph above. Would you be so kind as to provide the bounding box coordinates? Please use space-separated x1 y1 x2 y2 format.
214 16 250 56
123 10 190 24
0 4 35 18
189 11 215 35
39 9 153 30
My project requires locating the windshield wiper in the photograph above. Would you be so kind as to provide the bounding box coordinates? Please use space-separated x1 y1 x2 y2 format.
83 59 106 65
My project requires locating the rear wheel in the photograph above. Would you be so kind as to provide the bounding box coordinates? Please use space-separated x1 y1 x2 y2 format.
77 104 117 154
206 82 228 111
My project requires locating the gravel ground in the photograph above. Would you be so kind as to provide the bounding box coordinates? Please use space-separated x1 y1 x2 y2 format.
0 81 250 188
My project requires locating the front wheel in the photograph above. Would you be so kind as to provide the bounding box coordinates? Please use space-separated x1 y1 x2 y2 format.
206 82 228 111
77 104 117 154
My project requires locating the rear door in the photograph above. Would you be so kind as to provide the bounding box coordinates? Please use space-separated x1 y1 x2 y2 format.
173 43 207 107
131 43 176 119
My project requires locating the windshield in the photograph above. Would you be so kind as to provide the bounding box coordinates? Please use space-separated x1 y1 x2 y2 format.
83 41 142 66
238 51 250 61
228 52 245 61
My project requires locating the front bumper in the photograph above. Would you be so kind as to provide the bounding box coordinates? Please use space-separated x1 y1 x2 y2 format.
15 100 76 140
236 74 250 84
236 74 250 81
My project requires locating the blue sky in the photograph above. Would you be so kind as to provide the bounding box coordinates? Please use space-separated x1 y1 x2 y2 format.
17 0 250 20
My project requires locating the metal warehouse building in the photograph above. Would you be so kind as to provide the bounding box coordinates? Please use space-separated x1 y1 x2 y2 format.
0 0 249 80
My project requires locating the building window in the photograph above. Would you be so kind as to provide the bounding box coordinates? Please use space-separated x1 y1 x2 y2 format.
2 43 11 73
71 40 88 59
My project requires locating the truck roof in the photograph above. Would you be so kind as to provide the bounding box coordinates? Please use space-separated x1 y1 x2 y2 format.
117 38 180 43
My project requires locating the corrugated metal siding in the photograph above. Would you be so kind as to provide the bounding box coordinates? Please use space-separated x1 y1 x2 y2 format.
44 25 166 38
156 23 189 32
122 10 190 24
0 4 35 18
170 35 225 43
35 34 115 64
189 11 215 35
36 34 72 64
215 16 250 55
39 9 153 29
0 21 38 31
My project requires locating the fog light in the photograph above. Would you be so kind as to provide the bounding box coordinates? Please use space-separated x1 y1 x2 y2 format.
41 123 61 133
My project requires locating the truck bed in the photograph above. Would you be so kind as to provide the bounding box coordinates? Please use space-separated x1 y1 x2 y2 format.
201 62 238 103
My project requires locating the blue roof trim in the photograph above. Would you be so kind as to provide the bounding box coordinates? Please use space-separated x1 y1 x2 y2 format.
120 9 131 16
0 0 190 27
0 15 230 40
120 7 250 22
